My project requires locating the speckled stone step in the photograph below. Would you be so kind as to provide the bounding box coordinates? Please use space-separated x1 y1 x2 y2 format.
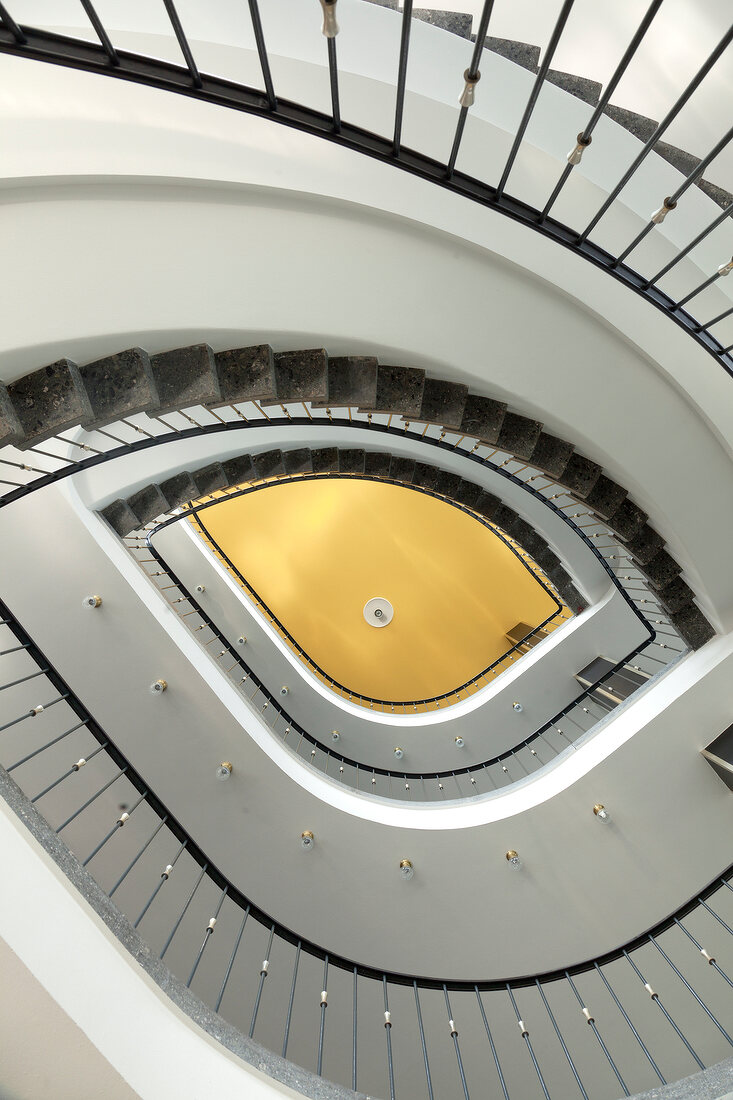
389 455 416 482
480 37 539 73
560 454 601 499
222 453 256 487
412 461 441 492
495 412 542 461
635 548 682 590
669 603 715 649
655 576 695 616
453 478 482 508
262 349 328 408
459 394 507 445
529 432 573 480
101 498 141 538
252 449 286 480
547 70 601 106
607 498 647 542
603 105 659 143
414 378 468 430
360 365 425 417
6 359 93 448
192 462 227 496
0 385 24 447
314 356 378 409
150 344 221 415
364 451 391 477
626 525 664 566
79 348 159 431
159 472 200 511
584 475 627 521
412 8 472 39
311 447 339 473
212 345 277 406
283 448 313 475
338 448 365 474
127 483 170 526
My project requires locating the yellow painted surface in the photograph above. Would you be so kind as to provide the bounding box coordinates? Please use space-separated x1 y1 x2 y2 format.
195 479 559 702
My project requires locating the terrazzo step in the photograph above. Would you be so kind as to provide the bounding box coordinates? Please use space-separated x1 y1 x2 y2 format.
0 385 24 447
150 344 222 415
558 454 602 499
222 453 256 487
78 348 159 431
211 345 277 407
529 432 573 480
359 365 425 417
364 451 392 477
261 349 328 408
338 448 366 474
191 461 227 496
283 448 313 475
389 455 416 482
459 394 507 445
606 498 647 542
411 461 441 492
670 603 715 650
412 8 472 39
547 70 601 106
126 483 170 526
5 359 93 448
159 472 200 512
495 412 543 461
413 378 468 430
478 37 540 73
251 449 286 480
583 475 628 521
313 356 378 409
101 497 144 538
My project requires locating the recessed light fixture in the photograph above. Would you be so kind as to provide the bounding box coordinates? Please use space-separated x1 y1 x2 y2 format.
82 595 102 609
512 702 523 713
216 762 233 781
454 736 465 748
506 850 522 870
301 830 315 850
393 747 404 760
399 858 414 880
149 679 167 696
593 803 611 824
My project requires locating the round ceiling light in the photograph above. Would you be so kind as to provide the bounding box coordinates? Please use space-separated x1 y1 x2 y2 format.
363 596 394 628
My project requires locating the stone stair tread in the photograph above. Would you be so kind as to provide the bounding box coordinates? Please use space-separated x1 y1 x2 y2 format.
212 345 277 406
127 483 169 526
626 524 664 565
453 479 482 508
637 548 682 590
670 603 715 649
311 447 339 473
414 378 468 430
655 575 695 615
283 448 313 475
251 449 286 480
654 141 701 179
222 454 256 487
364 451 391 477
6 358 93 448
473 490 500 520
479 36 539 73
0 384 24 447
160 472 199 511
696 178 733 210
459 395 507 445
529 432 573 480
560 453 602 499
192 462 227 495
412 462 441 492
261 349 328 407
412 8 472 39
101 498 140 538
496 412 543 461
584 475 627 521
360 365 425 417
389 455 416 482
78 348 158 430
314 356 378 409
546 69 601 107
608 498 647 542
150 344 221 416
338 448 366 474
603 104 659 144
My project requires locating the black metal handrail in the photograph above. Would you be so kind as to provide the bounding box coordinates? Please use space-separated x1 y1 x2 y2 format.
1 9 732 378
1 597 731 1100
182 476 566 711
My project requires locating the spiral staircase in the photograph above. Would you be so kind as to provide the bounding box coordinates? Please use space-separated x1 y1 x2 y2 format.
1 2 733 1098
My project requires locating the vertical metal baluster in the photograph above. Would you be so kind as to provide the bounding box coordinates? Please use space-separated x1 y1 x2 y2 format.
648 934 733 1044
383 975 396 1100
79 0 119 64
593 963 666 1084
7 718 86 770
161 0 202 86
565 971 629 1095
506 985 551 1099
446 0 496 175
250 924 275 1037
623 951 704 1070
186 886 228 988
54 760 125 827
317 955 329 1075
535 980 588 1098
475 988 509 1100
0 2 26 42
160 862 208 959
134 840 188 927
282 941 302 1058
352 967 358 1091
414 983 434 1100
326 38 341 133
444 986 470 1099
245 0 276 108
215 906 249 1012
392 0 413 155
82 787 148 866
109 816 169 898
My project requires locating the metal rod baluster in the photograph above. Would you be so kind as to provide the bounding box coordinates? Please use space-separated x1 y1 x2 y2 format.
327 37 341 133
446 0 496 175
215 906 249 1012
82 788 148 866
495 0 576 198
413 982 434 1100
0 1 26 42
535 979 589 1097
541 0 664 219
383 975 396 1100
565 971 629 1094
186 886 228 987
644 203 733 288
579 25 733 244
593 963 666 1083
7 719 86 771
648 934 733 1044
250 924 275 1037
352 967 358 1091
444 986 470 1099
79 0 119 64
134 840 187 926
53 762 126 832
392 0 413 155
109 816 169 898
160 862 208 959
506 985 550 1098
475 988 509 1100
246 0 276 109
317 955 329 1075
161 0 202 87
623 951 704 1070
282 941 302 1058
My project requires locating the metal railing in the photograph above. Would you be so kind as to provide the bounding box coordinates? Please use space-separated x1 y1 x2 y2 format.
1 3 732 373
0 598 731 1100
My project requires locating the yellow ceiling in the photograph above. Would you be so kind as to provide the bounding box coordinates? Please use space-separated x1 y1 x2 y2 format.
193 478 559 702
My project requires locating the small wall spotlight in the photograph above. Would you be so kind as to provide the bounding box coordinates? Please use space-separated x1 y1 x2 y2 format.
393 747 404 760
399 858 414 880
454 736 465 748
216 762 233 781
150 679 167 695
593 803 611 824
506 850 522 870
301 830 315 850
512 702 523 713
82 595 102 609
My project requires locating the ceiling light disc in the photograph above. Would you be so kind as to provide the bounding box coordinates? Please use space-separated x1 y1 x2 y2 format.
363 597 394 628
